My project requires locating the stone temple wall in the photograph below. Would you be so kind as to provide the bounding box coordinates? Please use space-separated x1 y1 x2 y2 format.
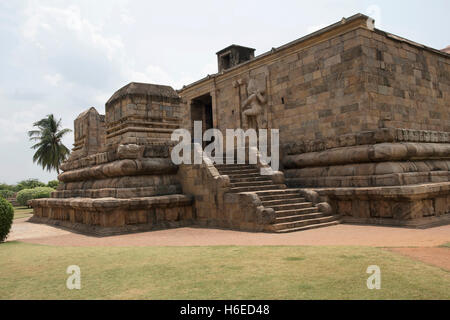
179 15 377 144
280 29 450 192
179 16 449 149
178 13 450 227
30 13 450 232
362 29 449 132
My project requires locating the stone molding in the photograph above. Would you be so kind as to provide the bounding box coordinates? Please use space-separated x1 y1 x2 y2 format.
30 195 194 236
283 143 450 168
59 158 177 183
30 194 193 211
283 128 450 156
305 182 450 227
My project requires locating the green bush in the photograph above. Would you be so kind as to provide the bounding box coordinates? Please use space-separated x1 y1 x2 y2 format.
16 187 54 207
0 197 14 242
31 187 55 199
47 180 59 189
16 189 35 207
0 190 14 199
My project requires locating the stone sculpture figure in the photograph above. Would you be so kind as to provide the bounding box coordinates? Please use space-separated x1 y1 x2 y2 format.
242 79 266 129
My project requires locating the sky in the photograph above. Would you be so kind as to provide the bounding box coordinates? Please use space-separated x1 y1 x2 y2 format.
0 0 448 184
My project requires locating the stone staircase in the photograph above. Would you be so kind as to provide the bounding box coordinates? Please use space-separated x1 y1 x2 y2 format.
214 160 340 233
257 189 340 233
215 163 285 193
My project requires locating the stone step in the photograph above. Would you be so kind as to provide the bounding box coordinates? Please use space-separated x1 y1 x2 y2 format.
215 164 256 170
219 160 250 164
260 197 307 206
225 171 261 176
218 169 260 175
229 185 286 193
230 176 272 183
231 180 277 187
275 212 327 223
228 172 263 179
269 202 315 211
274 220 341 233
272 215 340 231
256 189 302 196
257 190 302 199
274 207 319 217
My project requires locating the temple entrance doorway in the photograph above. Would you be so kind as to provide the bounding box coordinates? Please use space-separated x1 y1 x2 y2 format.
190 93 213 148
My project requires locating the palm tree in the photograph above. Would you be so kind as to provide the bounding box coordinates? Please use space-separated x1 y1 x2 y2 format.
28 114 72 174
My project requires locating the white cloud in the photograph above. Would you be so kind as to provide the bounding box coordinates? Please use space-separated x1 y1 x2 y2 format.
201 59 217 76
22 2 124 61
128 64 172 85
125 63 211 90
306 23 328 34
44 73 62 86
366 4 382 28
0 104 46 143
120 13 135 25
94 92 112 106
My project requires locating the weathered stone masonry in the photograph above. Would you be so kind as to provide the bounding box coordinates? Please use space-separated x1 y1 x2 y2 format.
31 13 450 234
179 13 450 228
30 84 194 235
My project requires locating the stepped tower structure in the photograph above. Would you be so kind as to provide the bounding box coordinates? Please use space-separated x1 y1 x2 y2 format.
30 83 194 235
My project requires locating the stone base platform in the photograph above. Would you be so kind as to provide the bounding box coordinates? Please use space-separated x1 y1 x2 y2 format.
307 182 450 228
29 195 194 236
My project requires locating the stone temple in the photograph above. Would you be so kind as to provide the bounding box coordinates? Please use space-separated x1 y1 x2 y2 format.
30 13 450 235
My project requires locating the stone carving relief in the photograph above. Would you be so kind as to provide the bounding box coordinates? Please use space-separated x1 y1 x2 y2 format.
241 78 267 130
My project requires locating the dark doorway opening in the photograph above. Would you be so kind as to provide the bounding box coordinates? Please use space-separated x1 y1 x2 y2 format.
191 93 213 148
220 53 231 70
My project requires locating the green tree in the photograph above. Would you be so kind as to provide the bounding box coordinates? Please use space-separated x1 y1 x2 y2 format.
0 183 15 192
47 180 60 189
16 178 45 191
0 190 14 199
28 114 71 174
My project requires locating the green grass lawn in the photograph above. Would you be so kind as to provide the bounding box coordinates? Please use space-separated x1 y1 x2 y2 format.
0 242 449 299
441 242 450 248
13 206 33 220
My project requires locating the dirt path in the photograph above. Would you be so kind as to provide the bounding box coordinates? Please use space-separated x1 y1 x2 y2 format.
388 247 450 271
8 218 450 248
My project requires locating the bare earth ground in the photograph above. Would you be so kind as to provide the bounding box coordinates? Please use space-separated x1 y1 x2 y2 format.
9 217 450 248
388 248 450 271
7 218 450 272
